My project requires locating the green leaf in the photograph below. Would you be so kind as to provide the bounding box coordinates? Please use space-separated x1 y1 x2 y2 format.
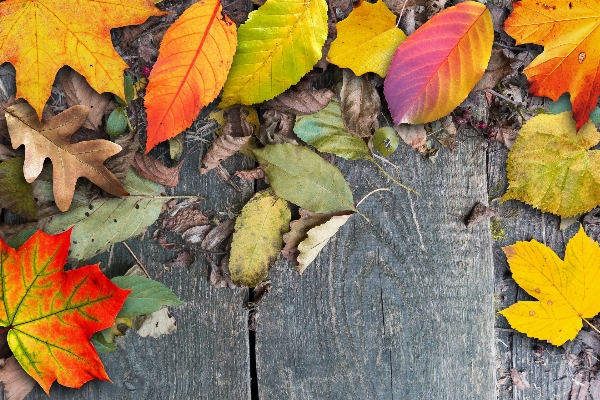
294 99 372 160
253 144 356 213
0 157 37 220
112 275 182 318
124 74 135 104
220 0 328 107
6 227 37 249
90 332 117 353
229 190 290 287
44 171 169 261
106 108 128 138
373 127 399 157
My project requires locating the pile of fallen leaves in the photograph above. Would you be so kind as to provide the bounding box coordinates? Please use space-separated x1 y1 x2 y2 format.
1 0 600 395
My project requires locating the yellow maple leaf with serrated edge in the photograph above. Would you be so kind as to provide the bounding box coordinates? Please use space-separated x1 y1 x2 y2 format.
327 0 406 77
501 112 600 217
0 0 164 119
499 226 600 346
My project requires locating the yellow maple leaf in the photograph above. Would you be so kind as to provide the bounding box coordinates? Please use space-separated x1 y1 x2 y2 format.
0 0 164 118
499 226 600 346
327 0 407 77
501 112 600 217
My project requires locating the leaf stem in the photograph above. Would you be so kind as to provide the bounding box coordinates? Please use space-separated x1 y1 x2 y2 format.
583 318 600 335
356 188 392 208
122 242 151 279
370 159 420 195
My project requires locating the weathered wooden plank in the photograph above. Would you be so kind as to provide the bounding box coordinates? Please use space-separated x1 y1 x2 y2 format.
255 137 495 399
18 119 253 399
488 143 578 400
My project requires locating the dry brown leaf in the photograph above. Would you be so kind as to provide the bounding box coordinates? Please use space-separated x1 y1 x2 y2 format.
395 123 427 148
235 167 265 181
510 368 530 391
60 69 112 131
282 208 333 262
262 87 334 115
104 129 140 183
209 255 237 289
570 370 590 400
202 219 235 251
472 49 515 93
341 69 380 137
182 225 212 244
465 202 496 227
166 250 194 269
131 153 182 187
0 357 36 400
256 109 297 145
495 127 519 149
5 103 128 211
200 106 255 174
429 116 457 149
162 202 210 234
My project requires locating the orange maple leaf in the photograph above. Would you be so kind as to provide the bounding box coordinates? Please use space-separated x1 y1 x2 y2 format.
504 0 600 129
0 229 130 394
0 0 164 119
144 0 237 152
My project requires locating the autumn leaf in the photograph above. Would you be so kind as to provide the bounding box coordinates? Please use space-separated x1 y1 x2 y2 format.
144 0 237 152
0 0 163 119
229 191 291 287
501 112 600 217
384 1 493 124
131 153 182 187
327 0 407 77
60 70 112 132
5 103 128 212
499 226 600 346
294 98 372 160
253 144 357 213
504 0 600 129
42 170 170 261
219 0 328 107
340 69 381 137
262 87 334 115
372 127 400 156
0 229 130 393
297 212 353 274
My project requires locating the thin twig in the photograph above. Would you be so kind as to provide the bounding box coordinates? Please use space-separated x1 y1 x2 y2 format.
122 242 151 279
583 318 600 336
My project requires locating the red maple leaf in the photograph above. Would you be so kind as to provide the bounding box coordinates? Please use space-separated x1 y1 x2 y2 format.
0 229 130 394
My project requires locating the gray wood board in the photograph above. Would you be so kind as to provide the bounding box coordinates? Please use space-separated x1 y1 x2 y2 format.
488 142 589 400
254 137 496 399
19 125 254 399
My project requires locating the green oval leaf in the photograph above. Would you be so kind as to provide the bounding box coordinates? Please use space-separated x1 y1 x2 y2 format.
373 127 399 157
106 108 128 138
112 275 182 318
294 99 372 160
253 144 356 213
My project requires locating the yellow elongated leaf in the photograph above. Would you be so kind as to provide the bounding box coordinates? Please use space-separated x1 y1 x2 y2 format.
327 0 407 77
229 191 291 287
499 226 600 346
219 0 328 107
501 112 600 217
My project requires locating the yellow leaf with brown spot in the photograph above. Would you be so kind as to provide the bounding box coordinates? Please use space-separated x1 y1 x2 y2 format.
0 0 164 118
499 226 600 346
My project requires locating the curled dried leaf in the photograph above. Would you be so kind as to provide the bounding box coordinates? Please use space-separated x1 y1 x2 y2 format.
262 87 334 115
256 110 297 145
340 69 380 137
131 153 182 187
235 167 266 181
60 69 112 131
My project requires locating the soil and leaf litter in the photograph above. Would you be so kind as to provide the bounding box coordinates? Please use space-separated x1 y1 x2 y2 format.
0 0 598 396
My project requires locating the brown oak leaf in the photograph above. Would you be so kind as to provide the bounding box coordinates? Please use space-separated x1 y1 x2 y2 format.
5 103 128 212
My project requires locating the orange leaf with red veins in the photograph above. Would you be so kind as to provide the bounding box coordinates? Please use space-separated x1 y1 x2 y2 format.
0 0 164 119
504 0 600 130
144 0 237 152
384 1 493 125
0 229 130 394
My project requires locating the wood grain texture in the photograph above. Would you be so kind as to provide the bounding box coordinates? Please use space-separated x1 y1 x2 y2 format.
18 108 254 399
254 137 496 399
488 143 579 400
